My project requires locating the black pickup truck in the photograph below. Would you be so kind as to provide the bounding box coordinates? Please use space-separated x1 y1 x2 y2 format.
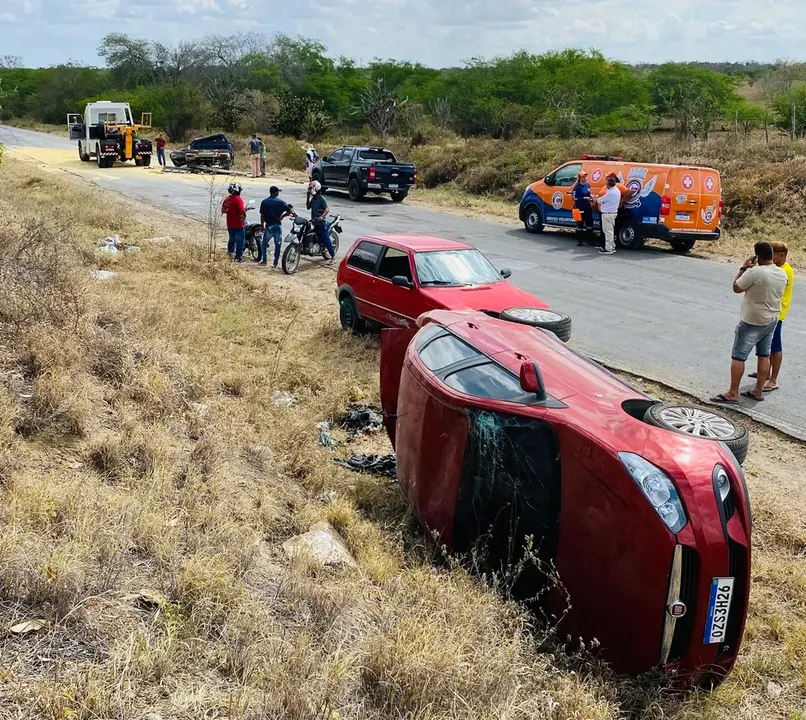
312 146 417 202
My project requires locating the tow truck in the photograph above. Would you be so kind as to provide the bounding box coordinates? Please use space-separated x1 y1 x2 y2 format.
67 101 153 168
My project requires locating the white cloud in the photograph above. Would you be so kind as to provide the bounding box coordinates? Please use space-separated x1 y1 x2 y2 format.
2 0 804 67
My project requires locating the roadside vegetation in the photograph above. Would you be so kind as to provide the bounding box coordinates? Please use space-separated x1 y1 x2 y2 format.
1 147 806 718
4 41 806 265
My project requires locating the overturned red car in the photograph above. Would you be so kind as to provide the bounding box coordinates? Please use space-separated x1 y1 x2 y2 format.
380 309 751 687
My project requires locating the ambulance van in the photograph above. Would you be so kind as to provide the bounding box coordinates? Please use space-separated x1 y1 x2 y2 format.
519 155 723 253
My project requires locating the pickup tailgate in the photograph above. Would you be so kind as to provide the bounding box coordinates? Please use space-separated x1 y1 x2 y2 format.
371 163 416 187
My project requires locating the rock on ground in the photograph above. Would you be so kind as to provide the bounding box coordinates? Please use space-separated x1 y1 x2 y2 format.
282 521 356 568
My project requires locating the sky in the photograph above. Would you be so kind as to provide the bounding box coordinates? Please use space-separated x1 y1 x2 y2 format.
0 0 803 68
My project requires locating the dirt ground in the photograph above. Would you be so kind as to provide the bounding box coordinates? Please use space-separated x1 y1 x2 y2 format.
0 151 805 719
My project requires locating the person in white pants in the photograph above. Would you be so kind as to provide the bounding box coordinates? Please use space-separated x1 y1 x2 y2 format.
597 176 621 255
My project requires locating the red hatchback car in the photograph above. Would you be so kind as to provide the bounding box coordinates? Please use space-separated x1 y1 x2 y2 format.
336 234 572 341
379 309 751 687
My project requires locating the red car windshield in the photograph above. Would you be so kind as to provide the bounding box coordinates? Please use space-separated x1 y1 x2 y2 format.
415 249 502 287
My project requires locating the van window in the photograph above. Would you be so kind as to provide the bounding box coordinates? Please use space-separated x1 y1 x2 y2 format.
553 164 583 187
347 241 383 273
378 248 413 282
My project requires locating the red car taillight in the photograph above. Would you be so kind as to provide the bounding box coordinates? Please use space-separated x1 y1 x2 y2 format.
368 166 376 182
413 167 418 183
661 195 672 216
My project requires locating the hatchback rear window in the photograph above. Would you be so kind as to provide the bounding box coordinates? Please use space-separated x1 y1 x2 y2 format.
358 150 397 162
419 335 479 372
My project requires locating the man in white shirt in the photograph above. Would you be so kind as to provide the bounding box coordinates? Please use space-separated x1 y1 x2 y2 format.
597 176 621 255
305 146 320 180
711 241 788 404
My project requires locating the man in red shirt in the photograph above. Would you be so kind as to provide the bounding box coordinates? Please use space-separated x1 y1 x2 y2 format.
221 182 246 263
155 134 167 167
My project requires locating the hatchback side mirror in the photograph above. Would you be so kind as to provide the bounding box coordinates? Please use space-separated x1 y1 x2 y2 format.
519 360 546 400
392 276 413 289
500 268 512 279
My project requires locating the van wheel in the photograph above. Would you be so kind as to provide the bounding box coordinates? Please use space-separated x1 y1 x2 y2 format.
500 307 572 342
616 219 644 250
643 403 749 465
670 238 696 254
524 205 544 234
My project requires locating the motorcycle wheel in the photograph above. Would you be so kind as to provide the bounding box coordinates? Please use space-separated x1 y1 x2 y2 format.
248 232 262 261
322 230 340 258
282 243 301 275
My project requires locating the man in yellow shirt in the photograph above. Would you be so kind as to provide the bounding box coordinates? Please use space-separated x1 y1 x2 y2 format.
752 241 794 391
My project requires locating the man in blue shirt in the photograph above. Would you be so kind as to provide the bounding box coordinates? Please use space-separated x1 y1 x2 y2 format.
571 170 594 246
306 180 336 264
259 186 292 268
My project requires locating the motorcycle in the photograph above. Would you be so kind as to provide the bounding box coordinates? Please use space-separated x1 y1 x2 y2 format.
281 207 343 275
243 199 264 262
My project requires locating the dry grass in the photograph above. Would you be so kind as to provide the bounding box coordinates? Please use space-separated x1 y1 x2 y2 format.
0 154 805 719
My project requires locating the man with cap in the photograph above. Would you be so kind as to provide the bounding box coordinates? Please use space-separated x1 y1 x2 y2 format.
259 185 292 269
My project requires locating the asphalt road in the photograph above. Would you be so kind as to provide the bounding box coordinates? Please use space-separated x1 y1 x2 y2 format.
3 125 804 440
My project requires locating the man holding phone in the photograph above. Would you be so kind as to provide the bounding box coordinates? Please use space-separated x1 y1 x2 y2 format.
712 241 787 403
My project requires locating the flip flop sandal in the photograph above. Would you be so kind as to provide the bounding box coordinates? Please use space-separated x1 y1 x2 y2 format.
741 390 765 402
710 394 739 404
763 386 779 393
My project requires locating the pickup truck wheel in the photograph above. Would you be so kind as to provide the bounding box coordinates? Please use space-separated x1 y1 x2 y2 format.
670 238 696 254
390 190 408 202
643 403 749 465
339 295 365 335
523 205 544 234
348 178 364 202
500 308 572 342
282 243 301 275
616 218 644 250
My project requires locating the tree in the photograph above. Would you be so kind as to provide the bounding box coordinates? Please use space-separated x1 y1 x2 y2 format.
360 78 407 137
772 86 806 138
727 100 766 139
649 64 738 138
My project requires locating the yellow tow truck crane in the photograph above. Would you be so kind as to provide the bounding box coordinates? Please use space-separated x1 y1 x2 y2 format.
68 102 154 168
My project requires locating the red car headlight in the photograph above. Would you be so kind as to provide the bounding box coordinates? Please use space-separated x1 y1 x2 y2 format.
619 452 688 534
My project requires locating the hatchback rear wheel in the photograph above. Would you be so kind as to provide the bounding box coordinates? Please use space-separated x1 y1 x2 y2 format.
499 307 572 342
339 295 365 334
643 403 749 465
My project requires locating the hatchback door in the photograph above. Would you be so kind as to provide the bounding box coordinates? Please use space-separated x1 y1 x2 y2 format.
373 247 422 330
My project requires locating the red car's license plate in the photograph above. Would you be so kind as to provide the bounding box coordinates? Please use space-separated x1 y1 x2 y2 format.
704 577 734 644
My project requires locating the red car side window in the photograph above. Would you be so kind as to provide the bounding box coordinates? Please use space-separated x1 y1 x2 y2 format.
347 241 383 273
443 363 525 402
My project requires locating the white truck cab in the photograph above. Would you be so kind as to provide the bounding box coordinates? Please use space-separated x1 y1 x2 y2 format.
67 101 152 168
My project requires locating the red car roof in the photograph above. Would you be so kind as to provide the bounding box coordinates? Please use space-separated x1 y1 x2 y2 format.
358 234 473 252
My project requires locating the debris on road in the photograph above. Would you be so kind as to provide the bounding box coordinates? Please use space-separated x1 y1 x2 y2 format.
340 404 383 435
282 521 357 568
335 453 397 478
161 165 249 178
